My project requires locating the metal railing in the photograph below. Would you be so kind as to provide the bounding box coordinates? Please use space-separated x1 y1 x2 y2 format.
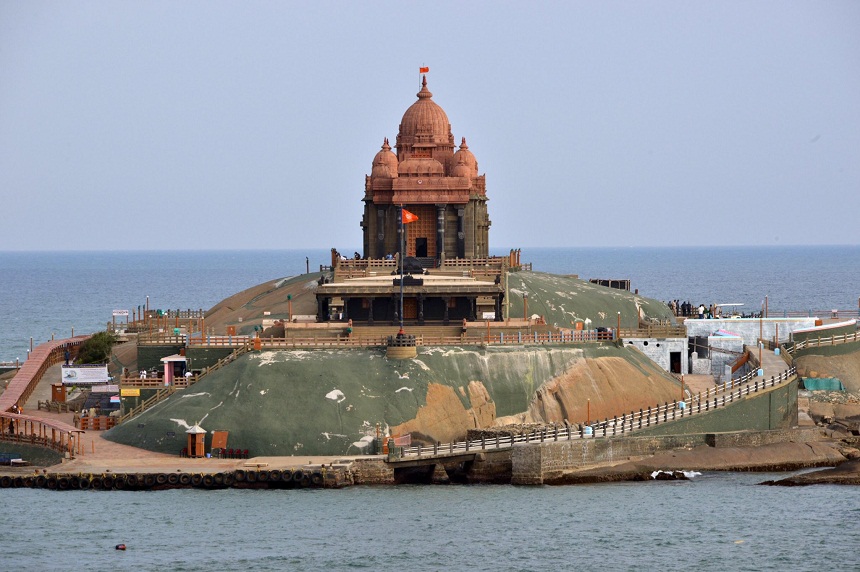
117 344 250 423
397 366 797 459
788 330 860 354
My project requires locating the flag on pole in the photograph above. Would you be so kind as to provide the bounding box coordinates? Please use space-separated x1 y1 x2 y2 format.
419 66 429 73
402 209 419 224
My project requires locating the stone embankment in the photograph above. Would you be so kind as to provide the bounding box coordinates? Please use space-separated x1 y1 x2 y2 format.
0 463 355 491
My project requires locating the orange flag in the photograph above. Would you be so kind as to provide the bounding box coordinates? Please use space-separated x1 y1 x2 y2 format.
402 209 419 224
419 66 429 74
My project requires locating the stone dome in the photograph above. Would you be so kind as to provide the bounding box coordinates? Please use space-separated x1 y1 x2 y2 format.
370 138 398 179
398 77 453 146
397 156 445 176
450 137 477 177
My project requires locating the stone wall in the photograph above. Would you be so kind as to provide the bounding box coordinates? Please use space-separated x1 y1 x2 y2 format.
623 337 687 373
466 450 512 484
137 345 184 371
685 318 816 346
185 347 235 371
511 377 800 484
350 458 395 485
709 335 744 380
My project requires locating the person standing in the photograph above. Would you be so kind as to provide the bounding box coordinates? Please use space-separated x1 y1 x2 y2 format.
698 304 705 319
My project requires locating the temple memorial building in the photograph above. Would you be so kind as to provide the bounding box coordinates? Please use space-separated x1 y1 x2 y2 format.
361 76 490 263
316 76 506 326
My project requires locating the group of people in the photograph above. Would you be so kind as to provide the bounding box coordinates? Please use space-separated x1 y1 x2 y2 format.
668 300 719 319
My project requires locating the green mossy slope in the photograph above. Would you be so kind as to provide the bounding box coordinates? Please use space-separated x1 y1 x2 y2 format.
104 343 678 456
507 271 674 328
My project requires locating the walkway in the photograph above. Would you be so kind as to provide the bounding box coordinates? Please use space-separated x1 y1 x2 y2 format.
0 336 90 455
394 353 798 463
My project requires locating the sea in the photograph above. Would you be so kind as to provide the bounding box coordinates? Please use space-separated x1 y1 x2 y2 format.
2 245 860 570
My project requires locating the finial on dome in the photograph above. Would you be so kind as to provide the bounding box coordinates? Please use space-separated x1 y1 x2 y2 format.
417 76 432 99
460 137 468 149
382 137 391 150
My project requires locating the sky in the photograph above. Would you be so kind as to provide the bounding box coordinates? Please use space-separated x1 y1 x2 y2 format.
2 1 859 251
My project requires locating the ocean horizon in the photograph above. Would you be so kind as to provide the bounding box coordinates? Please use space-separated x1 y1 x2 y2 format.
1 245 858 361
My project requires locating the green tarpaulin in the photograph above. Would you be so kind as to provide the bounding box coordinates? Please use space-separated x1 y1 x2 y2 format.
802 377 845 391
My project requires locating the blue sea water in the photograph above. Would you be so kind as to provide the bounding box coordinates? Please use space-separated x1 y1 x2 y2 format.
1 245 858 362
3 474 860 571
2 246 860 570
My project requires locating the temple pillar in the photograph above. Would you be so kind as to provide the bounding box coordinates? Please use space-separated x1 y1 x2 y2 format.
376 208 386 258
367 297 374 325
342 298 349 322
495 295 502 322
443 297 450 325
436 204 446 265
392 294 399 326
418 294 425 325
457 208 465 258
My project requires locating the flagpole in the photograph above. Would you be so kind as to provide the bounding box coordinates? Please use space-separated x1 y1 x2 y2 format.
399 205 404 332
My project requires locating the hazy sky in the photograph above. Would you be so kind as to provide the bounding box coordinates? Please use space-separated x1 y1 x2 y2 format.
2 1 858 251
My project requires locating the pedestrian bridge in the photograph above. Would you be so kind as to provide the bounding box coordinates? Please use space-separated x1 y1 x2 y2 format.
0 337 90 456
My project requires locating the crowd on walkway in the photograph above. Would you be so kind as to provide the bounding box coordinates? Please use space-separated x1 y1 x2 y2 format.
668 300 720 319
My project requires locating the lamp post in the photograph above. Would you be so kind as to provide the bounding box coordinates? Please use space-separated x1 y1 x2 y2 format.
759 298 764 374
523 292 528 322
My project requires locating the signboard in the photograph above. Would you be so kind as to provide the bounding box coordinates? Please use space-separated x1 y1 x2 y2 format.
92 384 119 393
112 309 129 317
121 388 141 397
482 312 496 320
61 364 109 385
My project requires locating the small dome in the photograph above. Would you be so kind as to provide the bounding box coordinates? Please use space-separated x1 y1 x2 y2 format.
450 137 477 177
397 156 445 176
371 138 398 179
398 76 452 146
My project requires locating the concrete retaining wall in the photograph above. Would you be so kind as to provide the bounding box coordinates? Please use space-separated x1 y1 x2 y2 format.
186 347 235 371
623 337 687 373
685 318 816 346
511 377 800 484
137 345 184 371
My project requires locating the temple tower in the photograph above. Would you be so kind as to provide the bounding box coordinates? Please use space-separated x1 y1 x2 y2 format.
361 76 490 262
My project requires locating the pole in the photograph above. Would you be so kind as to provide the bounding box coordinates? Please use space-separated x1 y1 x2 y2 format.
587 399 590 426
399 205 404 331
765 295 768 319
306 257 310 274
681 374 685 401
616 312 621 340
759 300 763 369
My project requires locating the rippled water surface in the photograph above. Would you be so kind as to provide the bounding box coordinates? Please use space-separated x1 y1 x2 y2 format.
4 473 859 571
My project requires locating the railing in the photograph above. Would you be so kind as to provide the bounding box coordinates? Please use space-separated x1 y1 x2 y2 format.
0 336 90 413
117 344 250 423
788 329 860 354
767 309 860 319
184 330 616 350
619 326 687 338
137 333 187 345
397 366 797 459
0 413 83 455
